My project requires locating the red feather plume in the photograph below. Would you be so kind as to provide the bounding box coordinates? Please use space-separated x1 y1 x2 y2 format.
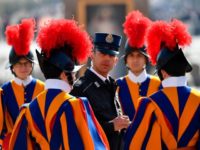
36 19 92 63
123 10 151 48
170 19 192 47
146 21 174 65
146 19 191 65
5 18 35 56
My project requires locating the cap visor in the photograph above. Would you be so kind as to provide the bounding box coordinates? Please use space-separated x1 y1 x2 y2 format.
97 48 119 56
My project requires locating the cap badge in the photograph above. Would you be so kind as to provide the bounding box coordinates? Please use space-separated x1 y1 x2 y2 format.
105 34 113 43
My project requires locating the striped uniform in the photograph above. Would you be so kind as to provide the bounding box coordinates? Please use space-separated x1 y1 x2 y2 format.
116 75 161 120
9 89 109 150
0 79 44 148
0 89 3 147
124 86 200 150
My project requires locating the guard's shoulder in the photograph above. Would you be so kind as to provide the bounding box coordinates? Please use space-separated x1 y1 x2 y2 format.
36 79 45 86
137 97 156 111
116 76 125 81
1 81 11 90
73 77 89 88
148 89 163 101
116 76 125 85
190 88 200 98
1 81 12 95
150 75 160 82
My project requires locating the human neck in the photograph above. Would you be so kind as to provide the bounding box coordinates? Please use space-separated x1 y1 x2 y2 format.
92 67 108 78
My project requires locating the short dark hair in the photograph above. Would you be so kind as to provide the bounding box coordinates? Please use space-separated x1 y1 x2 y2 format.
160 54 186 77
41 60 62 79
65 72 74 86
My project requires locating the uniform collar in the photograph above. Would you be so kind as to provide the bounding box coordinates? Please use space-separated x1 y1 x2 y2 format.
90 67 110 82
162 76 187 88
14 75 33 87
45 79 72 93
128 69 147 83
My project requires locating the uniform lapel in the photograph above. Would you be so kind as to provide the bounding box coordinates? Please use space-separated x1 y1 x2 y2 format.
84 69 105 88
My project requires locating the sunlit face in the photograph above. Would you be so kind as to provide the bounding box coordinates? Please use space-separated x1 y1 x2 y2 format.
126 51 146 75
91 50 118 77
12 58 33 80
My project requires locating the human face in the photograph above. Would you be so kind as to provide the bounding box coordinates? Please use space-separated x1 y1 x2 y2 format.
126 51 146 75
12 58 33 80
91 50 118 77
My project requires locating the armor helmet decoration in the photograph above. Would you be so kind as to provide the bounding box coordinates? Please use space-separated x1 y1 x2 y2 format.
36 19 92 73
5 18 36 69
123 10 151 58
146 19 192 73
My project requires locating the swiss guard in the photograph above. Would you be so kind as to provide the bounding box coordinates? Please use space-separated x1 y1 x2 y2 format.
0 18 44 150
116 10 161 121
9 19 109 150
124 19 200 149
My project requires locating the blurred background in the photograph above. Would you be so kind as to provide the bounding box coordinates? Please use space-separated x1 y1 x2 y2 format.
0 0 200 89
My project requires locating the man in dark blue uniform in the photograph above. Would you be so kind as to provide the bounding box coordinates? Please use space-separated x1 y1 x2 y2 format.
71 33 130 150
